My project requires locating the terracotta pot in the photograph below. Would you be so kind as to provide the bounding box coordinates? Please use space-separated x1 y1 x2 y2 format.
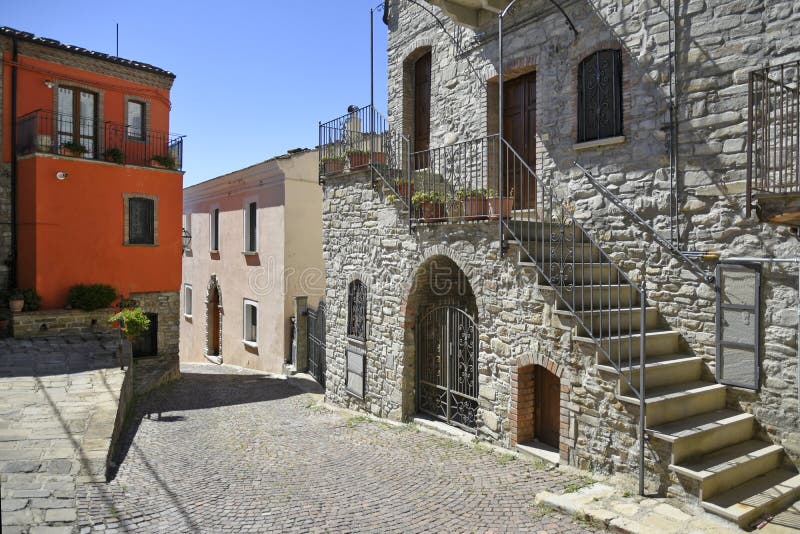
9 298 24 313
348 152 370 170
487 196 514 220
395 182 415 200
60 147 84 158
371 152 386 166
322 160 345 175
462 197 488 221
419 201 446 222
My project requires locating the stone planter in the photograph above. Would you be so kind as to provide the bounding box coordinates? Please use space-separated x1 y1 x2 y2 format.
9 298 24 313
418 201 446 222
487 196 514 220
462 197 488 221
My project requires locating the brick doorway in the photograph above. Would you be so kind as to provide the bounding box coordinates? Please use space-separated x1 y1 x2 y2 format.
514 364 560 449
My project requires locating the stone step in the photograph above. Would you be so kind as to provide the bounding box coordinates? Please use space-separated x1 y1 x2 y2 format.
577 330 682 360
672 440 785 500
517 255 622 284
523 241 603 263
702 469 800 528
506 219 588 242
649 409 755 464
558 306 660 335
618 380 727 427
548 284 639 310
597 354 703 395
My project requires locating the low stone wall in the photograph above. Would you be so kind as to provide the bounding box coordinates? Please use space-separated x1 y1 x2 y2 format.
12 307 116 338
106 357 134 480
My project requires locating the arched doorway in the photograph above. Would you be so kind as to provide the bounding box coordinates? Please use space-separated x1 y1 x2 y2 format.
404 254 479 431
206 275 223 363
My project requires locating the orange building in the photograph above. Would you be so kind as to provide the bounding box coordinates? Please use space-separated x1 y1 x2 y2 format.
0 27 183 360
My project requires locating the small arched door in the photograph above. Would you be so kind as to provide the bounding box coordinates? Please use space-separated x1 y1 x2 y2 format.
208 285 221 356
416 306 478 431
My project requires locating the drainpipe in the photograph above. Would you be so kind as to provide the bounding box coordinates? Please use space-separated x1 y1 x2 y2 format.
9 35 19 289
722 257 800 406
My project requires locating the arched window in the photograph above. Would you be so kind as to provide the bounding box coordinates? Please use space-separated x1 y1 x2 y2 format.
347 280 367 341
577 49 623 142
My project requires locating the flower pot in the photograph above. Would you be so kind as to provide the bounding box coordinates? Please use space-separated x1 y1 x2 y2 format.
60 147 85 158
371 152 386 166
487 196 514 220
395 182 415 200
462 197 488 221
322 160 345 175
9 298 24 313
419 201 446 222
151 160 166 169
348 152 370 170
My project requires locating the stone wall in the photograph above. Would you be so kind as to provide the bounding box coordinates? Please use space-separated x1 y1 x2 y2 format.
129 291 180 394
380 0 800 460
12 308 116 338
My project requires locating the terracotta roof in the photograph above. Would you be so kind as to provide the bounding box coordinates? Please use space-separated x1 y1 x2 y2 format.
0 26 175 79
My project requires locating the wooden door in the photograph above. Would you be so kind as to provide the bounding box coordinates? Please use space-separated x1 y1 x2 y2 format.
210 290 220 355
503 72 536 210
414 52 431 169
535 365 560 448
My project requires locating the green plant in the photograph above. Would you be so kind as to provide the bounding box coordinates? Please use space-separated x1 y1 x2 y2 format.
344 149 369 156
385 194 399 203
103 147 125 164
118 296 138 309
411 191 445 206
485 188 515 198
393 177 412 186
67 284 117 311
109 307 151 342
151 154 177 170
320 155 345 163
456 188 487 200
12 288 41 311
61 140 88 154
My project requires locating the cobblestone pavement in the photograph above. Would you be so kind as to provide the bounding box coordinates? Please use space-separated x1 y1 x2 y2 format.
77 362 599 533
0 334 125 534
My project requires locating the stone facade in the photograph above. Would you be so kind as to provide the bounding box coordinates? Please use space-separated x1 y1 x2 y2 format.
130 290 180 393
322 0 800 497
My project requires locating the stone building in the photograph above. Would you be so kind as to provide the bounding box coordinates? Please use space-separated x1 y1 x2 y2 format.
180 149 324 374
0 27 182 381
317 0 800 527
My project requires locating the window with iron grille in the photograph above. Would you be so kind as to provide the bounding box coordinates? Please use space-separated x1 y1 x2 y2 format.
577 49 623 143
128 197 155 245
347 280 367 341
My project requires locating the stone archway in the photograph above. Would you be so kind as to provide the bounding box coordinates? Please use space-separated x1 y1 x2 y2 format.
205 274 223 364
402 254 478 424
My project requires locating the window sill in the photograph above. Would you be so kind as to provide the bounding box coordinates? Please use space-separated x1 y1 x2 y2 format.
242 251 259 256
184 314 192 320
210 249 220 254
242 340 258 349
124 242 159 247
573 135 626 151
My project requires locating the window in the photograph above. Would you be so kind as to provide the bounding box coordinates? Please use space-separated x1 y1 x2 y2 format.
577 49 623 143
243 299 258 344
57 86 97 157
184 284 193 317
244 201 257 253
127 100 145 140
210 208 220 251
128 197 155 245
347 280 367 340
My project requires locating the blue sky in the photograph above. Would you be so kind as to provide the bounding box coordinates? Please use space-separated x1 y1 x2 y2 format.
5 0 389 186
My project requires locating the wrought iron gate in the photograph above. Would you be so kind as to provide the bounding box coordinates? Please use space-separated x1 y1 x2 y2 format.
416 306 479 431
307 301 326 387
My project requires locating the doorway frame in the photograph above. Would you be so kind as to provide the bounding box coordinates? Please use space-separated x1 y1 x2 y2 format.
205 274 223 364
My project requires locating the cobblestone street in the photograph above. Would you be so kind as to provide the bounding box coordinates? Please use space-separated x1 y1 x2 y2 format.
78 363 599 533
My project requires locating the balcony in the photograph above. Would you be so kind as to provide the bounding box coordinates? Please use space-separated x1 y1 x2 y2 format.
424 0 511 27
15 109 184 171
747 60 800 225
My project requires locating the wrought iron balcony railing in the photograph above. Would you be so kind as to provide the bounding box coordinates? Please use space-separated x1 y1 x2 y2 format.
747 59 800 214
15 109 184 171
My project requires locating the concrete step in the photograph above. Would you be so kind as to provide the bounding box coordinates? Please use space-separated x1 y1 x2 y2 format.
577 330 682 360
518 256 623 285
597 354 703 395
524 242 603 263
672 440 785 500
649 409 755 464
558 306 660 335
618 380 727 427
702 469 800 528
550 284 639 310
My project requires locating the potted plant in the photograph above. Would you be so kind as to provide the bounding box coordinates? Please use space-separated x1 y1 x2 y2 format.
393 177 415 200
103 147 125 164
487 188 514 220
60 141 88 158
346 149 370 170
456 188 488 221
320 156 345 175
412 191 446 222
151 154 177 170
109 307 150 368
9 290 25 313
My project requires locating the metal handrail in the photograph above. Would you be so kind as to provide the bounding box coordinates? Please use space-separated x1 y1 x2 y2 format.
574 162 714 283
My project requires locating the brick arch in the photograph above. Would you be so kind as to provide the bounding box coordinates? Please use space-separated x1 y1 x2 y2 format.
399 244 483 314
205 274 223 364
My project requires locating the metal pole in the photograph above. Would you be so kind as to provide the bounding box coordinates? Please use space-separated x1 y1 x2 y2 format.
370 8 375 188
498 11 505 252
639 278 647 497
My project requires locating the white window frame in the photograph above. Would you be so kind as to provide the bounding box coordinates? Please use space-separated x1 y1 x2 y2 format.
243 298 258 346
243 199 258 254
210 206 220 252
184 284 193 318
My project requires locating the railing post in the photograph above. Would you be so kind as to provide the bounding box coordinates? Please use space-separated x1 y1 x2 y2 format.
407 136 413 234
498 11 505 253
639 277 647 497
746 72 753 218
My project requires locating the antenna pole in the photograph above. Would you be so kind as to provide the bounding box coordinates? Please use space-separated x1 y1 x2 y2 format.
116 23 119 56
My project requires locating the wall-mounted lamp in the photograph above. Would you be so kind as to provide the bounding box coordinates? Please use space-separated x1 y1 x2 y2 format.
182 228 192 250
44 80 54 89
55 171 68 180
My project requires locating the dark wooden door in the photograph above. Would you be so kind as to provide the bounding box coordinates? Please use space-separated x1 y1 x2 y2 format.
535 365 560 448
414 52 431 170
210 290 220 356
503 72 536 210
